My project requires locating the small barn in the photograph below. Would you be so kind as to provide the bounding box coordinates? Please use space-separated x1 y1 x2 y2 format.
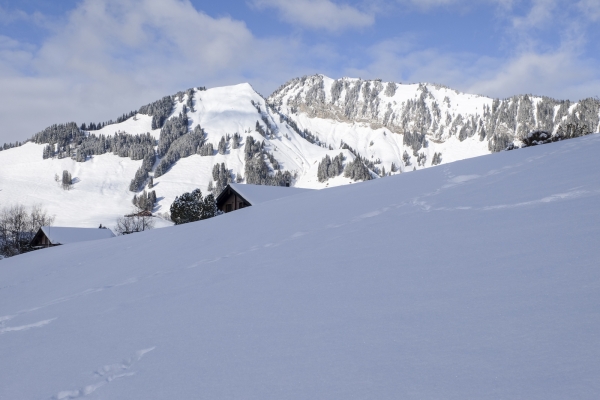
216 183 312 213
30 226 116 248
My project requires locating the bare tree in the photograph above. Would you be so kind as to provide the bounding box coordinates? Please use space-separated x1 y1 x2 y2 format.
114 214 155 235
0 204 55 257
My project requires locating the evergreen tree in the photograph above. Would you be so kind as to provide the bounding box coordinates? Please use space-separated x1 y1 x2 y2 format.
138 95 175 129
198 142 214 156
343 155 372 181
231 133 242 149
317 153 345 182
170 189 219 225
61 170 73 190
218 136 228 155
402 150 412 166
201 194 219 220
170 189 203 225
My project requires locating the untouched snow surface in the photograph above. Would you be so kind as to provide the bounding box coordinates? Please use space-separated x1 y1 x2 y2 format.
1 135 600 399
226 183 312 205
39 226 115 245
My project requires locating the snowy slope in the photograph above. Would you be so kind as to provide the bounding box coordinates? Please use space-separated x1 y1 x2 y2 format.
226 183 312 205
150 83 350 210
0 84 343 228
269 74 600 172
1 77 599 231
1 134 599 399
0 142 162 228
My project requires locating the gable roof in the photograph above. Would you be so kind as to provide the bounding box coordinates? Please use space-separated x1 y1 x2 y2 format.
39 226 116 245
217 183 313 207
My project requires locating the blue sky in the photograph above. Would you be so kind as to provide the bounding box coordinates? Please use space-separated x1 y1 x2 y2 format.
0 0 599 143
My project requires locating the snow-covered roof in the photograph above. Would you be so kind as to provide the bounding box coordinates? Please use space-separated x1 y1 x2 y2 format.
40 226 115 245
226 183 313 205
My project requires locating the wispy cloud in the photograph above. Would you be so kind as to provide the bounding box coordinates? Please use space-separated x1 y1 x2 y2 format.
577 0 600 21
0 0 319 142
347 34 600 101
251 0 374 32
0 5 49 28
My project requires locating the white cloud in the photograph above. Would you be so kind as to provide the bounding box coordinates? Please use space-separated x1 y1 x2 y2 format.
395 0 458 10
0 0 315 143
468 49 600 100
0 5 49 27
578 0 600 21
251 0 374 32
345 36 600 101
510 0 557 31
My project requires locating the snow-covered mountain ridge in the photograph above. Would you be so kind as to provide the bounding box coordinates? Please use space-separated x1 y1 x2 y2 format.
1 76 598 228
0 84 350 227
270 74 600 145
268 74 600 167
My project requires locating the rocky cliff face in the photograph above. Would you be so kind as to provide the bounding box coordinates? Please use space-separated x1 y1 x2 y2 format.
268 74 600 153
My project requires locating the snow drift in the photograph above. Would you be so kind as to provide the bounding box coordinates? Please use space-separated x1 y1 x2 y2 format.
0 134 599 399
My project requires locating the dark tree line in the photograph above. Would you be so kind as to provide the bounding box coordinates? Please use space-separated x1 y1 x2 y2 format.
1 141 24 151
33 122 84 157
317 153 345 182
431 152 442 166
277 110 327 147
198 142 214 156
519 123 591 148
154 125 204 178
403 131 428 155
212 162 232 194
76 132 155 161
339 141 378 173
343 154 373 181
243 136 294 186
185 88 196 112
33 122 155 162
132 190 157 212
156 112 189 157
130 151 156 191
251 100 279 140
80 110 137 131
138 95 175 130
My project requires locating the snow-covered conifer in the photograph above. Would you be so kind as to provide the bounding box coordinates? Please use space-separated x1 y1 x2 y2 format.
402 151 411 167
218 136 228 155
343 155 372 181
61 170 73 190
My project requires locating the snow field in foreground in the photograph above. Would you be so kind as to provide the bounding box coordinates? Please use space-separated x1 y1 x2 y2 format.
0 135 599 399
